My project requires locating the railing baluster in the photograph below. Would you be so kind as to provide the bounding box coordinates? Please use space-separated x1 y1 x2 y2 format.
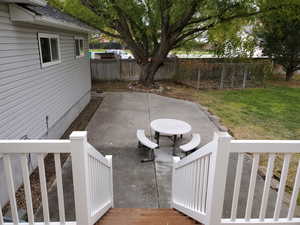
106 164 109 203
259 153 276 221
3 154 19 225
190 163 194 209
0 201 3 225
187 164 191 208
20 154 34 225
191 162 195 209
38 153 50 224
90 157 94 212
196 159 201 212
274 154 291 220
231 153 244 221
94 158 97 211
288 159 300 220
98 162 102 206
199 157 205 212
191 162 197 210
182 167 188 207
202 155 209 213
88 157 92 210
100 163 102 204
94 158 97 208
194 159 199 211
245 153 260 220
95 160 99 207
54 153 66 224
176 168 180 203
103 164 107 203
92 157 96 213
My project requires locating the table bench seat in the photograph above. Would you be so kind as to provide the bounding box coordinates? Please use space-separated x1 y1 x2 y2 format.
137 129 158 149
179 133 201 153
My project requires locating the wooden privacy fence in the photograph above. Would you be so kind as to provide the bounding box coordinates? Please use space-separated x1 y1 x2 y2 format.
172 132 300 225
0 131 113 225
91 59 176 81
91 58 271 89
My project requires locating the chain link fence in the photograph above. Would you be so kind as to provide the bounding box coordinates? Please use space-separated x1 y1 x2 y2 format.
174 59 272 89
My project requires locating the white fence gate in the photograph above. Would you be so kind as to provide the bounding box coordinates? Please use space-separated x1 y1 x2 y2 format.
172 132 300 225
0 131 113 225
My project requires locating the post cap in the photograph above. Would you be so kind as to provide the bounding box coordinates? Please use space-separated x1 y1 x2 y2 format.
70 131 87 140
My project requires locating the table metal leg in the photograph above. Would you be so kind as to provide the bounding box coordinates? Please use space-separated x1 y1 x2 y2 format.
173 135 177 156
141 149 155 163
155 131 160 145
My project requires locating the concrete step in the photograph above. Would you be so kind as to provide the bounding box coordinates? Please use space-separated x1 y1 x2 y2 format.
96 208 201 225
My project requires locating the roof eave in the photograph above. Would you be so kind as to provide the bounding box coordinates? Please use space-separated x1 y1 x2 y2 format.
34 16 97 33
3 0 47 7
9 4 98 33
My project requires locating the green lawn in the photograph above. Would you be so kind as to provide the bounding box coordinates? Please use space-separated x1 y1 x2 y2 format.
193 84 300 195
196 85 300 140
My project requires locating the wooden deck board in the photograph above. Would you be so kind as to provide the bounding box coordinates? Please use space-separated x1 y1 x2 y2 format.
96 208 202 225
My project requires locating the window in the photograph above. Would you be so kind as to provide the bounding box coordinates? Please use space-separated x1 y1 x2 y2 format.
38 33 61 67
75 37 84 58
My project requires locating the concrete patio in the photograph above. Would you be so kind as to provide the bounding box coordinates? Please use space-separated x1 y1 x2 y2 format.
87 92 218 208
87 92 293 218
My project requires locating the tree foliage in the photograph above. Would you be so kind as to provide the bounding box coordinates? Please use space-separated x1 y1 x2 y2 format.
256 0 300 81
48 0 298 85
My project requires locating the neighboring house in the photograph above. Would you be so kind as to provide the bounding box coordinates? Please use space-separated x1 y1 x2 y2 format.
0 0 97 206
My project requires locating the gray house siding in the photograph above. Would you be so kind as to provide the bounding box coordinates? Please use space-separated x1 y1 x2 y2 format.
0 3 92 206
0 3 91 139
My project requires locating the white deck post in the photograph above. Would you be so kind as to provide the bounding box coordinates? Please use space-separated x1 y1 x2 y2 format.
171 156 181 208
206 132 232 225
105 155 114 208
70 131 91 225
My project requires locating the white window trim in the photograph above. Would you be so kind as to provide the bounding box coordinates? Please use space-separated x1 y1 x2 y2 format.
75 36 85 59
38 33 61 68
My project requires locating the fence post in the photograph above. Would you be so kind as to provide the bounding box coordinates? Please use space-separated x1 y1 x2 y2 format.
206 132 232 225
242 65 248 88
171 156 181 208
219 66 225 89
197 69 201 90
70 131 91 225
105 155 114 208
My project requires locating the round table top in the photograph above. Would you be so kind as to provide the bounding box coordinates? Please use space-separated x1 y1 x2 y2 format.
150 119 192 136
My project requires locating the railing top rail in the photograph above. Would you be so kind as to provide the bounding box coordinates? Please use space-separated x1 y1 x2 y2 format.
174 140 216 169
0 140 71 154
86 143 110 168
230 140 300 153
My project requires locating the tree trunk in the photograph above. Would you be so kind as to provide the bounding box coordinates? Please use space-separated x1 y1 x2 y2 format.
286 70 294 81
139 60 164 86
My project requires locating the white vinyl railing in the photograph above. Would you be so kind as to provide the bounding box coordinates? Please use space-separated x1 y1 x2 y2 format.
0 131 113 225
172 140 215 224
172 132 300 225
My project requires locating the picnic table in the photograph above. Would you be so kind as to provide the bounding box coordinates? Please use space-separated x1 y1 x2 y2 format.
150 118 192 155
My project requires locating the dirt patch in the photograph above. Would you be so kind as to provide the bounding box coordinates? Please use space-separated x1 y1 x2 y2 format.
92 81 130 92
3 96 102 219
